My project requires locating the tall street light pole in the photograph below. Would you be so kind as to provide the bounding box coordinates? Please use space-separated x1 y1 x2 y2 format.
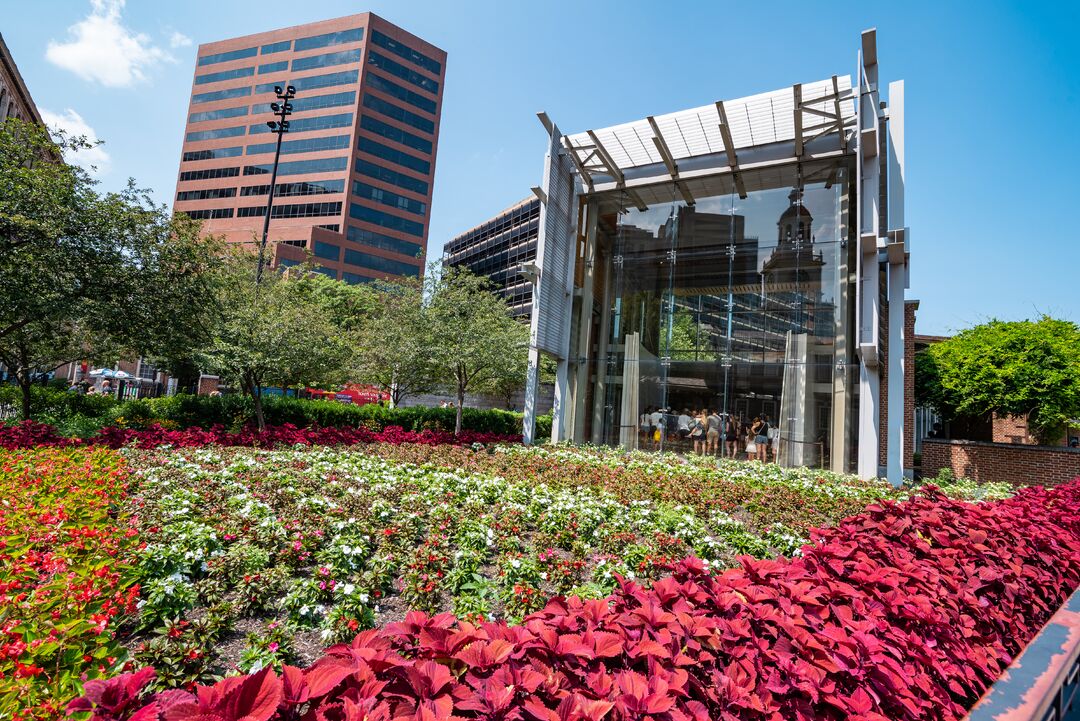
255 84 296 286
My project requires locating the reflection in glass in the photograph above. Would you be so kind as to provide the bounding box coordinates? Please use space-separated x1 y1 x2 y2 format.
589 162 855 471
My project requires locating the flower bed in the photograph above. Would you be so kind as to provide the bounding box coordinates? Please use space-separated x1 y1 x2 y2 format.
0 448 139 721
115 445 851 686
73 479 1080 721
0 420 519 451
364 443 903 535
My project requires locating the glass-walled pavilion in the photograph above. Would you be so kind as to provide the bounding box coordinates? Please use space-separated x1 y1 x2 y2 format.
524 30 909 482
586 162 857 470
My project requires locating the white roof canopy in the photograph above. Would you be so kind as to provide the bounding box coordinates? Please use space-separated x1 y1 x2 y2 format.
563 76 856 200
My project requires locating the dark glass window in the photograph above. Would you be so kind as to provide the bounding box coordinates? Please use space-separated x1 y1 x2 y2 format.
237 201 342 218
313 240 340 260
359 115 432 153
294 28 363 52
261 40 292 55
246 134 351 156
254 80 285 95
177 187 237 201
342 271 372 285
255 70 359 95
243 157 348 176
195 66 254 85
347 225 422 257
291 48 361 73
343 247 420 277
186 125 246 142
361 94 434 134
189 106 249 123
369 30 441 75
368 52 438 94
290 91 356 113
182 208 235 219
240 179 345 197
365 73 436 114
356 137 430 175
293 69 359 92
312 266 338 279
179 167 239 181
353 158 428 195
258 61 289 74
278 257 301 267
317 224 341 232
183 147 242 161
349 203 424 237
248 112 354 135
352 181 426 216
198 47 257 66
192 86 252 104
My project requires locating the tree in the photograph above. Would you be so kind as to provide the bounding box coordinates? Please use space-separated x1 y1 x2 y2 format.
426 265 529 434
0 118 218 418
197 250 351 429
915 316 1080 444
352 278 435 407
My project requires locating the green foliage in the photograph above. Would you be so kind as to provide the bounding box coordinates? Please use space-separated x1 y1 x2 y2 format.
0 383 115 420
0 119 219 420
916 317 1080 444
352 278 435 406
425 265 530 434
196 250 353 428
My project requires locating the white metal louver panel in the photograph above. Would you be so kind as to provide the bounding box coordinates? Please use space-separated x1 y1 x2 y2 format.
533 123 577 357
563 76 855 174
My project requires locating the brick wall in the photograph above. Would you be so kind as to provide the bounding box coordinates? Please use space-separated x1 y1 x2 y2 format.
922 438 1080 487
991 412 1033 444
196 375 220 396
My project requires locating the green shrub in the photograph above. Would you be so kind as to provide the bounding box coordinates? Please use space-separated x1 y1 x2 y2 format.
0 384 116 422
102 393 536 436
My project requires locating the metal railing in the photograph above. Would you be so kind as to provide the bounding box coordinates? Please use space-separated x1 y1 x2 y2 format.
965 588 1080 721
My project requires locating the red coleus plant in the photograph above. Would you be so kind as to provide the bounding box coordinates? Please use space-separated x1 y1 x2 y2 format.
0 420 519 451
70 479 1080 721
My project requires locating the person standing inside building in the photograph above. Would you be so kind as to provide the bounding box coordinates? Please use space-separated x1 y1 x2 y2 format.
724 415 738 458
677 409 693 444
690 409 706 454
756 415 770 462
649 407 664 449
706 408 722 456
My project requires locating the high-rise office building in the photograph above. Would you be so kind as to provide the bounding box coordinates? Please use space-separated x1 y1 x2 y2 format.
173 14 445 283
444 197 539 317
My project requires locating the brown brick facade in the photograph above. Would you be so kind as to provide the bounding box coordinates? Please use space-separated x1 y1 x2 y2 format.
197 375 221 396
922 438 1080 487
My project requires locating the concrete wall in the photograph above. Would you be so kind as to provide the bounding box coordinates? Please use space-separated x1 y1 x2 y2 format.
922 438 1080 487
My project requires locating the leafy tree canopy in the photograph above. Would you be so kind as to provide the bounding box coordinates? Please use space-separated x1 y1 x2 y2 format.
915 316 1080 444
0 118 218 418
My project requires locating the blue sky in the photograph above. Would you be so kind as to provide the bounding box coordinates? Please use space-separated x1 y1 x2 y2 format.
4 0 1078 335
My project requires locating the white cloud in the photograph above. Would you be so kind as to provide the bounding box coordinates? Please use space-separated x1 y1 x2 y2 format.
45 0 172 88
169 31 192 49
39 108 111 175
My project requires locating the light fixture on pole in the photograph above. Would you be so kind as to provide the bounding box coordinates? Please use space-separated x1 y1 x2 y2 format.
255 84 296 286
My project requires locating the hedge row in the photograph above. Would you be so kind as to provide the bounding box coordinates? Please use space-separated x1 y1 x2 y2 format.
0 420 521 451
0 386 552 438
71 480 1080 721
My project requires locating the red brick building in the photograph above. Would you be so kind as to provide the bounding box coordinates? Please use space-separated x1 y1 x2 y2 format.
173 14 445 283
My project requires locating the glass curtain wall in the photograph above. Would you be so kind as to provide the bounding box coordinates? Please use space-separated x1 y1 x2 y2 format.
593 162 857 471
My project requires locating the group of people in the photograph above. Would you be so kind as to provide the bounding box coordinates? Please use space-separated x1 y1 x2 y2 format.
68 379 113 396
639 407 776 461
